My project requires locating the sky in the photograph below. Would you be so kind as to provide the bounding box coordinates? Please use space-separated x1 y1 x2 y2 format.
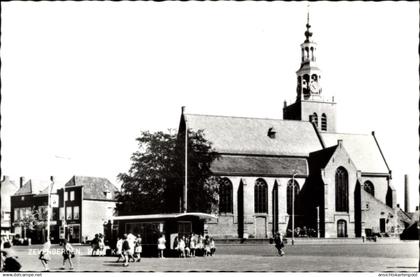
1 2 418 211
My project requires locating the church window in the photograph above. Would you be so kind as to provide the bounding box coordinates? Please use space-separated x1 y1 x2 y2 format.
254 178 268 213
321 113 327 131
363 181 375 197
335 167 349 212
219 178 233 214
287 179 300 215
311 113 318 127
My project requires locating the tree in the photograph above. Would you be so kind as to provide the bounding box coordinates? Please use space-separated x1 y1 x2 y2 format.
13 206 48 238
116 129 220 215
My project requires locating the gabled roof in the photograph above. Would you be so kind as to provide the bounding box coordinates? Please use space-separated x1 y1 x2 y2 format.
321 132 389 174
13 179 47 196
308 145 338 170
1 177 19 211
65 176 119 200
183 114 323 157
211 155 308 177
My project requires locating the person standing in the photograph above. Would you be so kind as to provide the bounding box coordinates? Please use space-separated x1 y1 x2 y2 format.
62 239 74 270
157 233 166 258
134 235 142 262
115 236 124 262
189 234 196 257
210 237 216 256
39 240 51 271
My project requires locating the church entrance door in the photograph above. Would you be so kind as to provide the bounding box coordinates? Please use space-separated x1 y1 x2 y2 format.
337 220 347 237
255 216 267 238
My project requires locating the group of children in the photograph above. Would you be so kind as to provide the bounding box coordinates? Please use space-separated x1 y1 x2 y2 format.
115 234 142 267
90 233 106 256
38 239 75 271
173 234 216 258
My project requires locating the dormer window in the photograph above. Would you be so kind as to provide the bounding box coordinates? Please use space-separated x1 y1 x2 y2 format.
267 127 276 139
104 191 112 200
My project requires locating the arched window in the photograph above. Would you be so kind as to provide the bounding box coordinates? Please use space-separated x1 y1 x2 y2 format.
219 178 233 213
310 113 318 127
254 178 268 213
335 167 349 212
363 181 375 197
287 179 300 215
321 113 327 131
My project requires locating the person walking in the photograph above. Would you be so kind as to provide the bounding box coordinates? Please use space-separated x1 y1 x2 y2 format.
98 234 106 256
39 240 51 271
274 232 285 256
61 239 74 270
134 235 142 262
122 234 131 267
91 234 99 256
157 233 166 258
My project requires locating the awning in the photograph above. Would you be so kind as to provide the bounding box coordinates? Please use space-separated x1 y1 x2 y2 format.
112 212 217 222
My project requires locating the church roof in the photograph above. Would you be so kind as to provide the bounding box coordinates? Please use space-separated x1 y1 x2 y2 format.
308 145 338 170
211 155 308 177
184 114 323 157
321 132 389 174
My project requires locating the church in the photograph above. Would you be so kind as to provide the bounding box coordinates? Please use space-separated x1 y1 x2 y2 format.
177 16 399 239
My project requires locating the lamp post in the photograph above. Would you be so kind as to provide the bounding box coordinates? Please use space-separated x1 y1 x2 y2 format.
291 171 298 246
47 176 53 242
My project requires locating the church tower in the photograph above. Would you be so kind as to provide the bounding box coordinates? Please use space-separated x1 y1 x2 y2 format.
283 12 336 132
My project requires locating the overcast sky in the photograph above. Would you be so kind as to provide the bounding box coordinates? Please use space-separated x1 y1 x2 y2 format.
1 2 418 211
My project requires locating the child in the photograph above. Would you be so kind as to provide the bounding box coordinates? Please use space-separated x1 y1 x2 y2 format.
134 235 142 262
157 233 166 258
204 235 211 256
115 236 123 262
122 234 131 267
178 236 185 258
210 237 216 256
189 234 196 257
62 239 74 270
39 240 51 271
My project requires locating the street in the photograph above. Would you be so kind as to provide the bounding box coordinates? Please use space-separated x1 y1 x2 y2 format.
6 241 419 272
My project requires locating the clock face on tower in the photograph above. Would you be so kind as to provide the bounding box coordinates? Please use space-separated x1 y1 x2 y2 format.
309 80 320 94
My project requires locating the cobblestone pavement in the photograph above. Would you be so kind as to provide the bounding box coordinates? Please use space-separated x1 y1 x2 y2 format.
7 241 419 272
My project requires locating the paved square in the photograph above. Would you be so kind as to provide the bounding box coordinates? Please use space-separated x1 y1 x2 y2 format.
6 241 419 272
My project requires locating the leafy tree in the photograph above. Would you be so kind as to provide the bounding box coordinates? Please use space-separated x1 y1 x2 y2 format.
13 206 48 238
116 129 220 215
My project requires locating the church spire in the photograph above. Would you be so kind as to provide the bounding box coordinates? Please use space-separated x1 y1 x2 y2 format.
304 8 313 43
295 6 322 101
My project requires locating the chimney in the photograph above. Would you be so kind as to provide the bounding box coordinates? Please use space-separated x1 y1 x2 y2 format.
416 206 419 211
20 176 26 188
396 204 400 209
404 174 410 213
337 139 343 147
181 106 185 114
2 175 9 182
284 101 287 108
50 176 55 183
